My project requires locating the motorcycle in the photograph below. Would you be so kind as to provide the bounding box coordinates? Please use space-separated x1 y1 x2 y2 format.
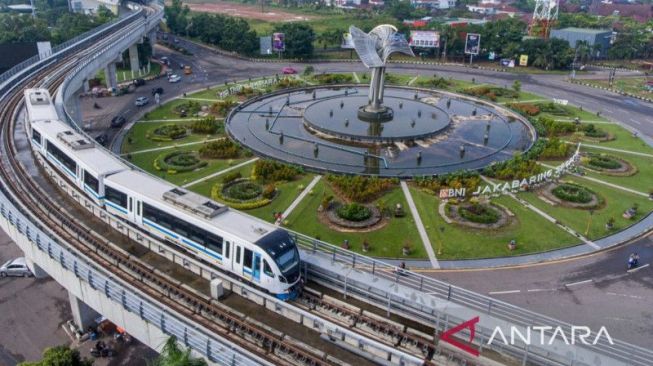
90 341 114 358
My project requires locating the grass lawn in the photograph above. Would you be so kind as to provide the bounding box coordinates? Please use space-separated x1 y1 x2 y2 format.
126 144 247 186
562 122 652 153
578 77 652 100
410 188 579 260
518 176 653 240
188 162 256 197
121 120 224 154
284 180 426 259
579 147 653 194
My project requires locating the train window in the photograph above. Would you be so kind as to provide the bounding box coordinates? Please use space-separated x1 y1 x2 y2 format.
137 201 141 216
83 171 99 193
141 202 224 252
225 242 230 258
243 249 253 269
105 186 128 208
46 141 77 175
236 246 241 264
32 129 42 145
263 260 274 277
129 197 133 212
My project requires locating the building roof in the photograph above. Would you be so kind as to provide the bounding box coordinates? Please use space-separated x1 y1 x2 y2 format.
552 27 612 35
590 3 653 23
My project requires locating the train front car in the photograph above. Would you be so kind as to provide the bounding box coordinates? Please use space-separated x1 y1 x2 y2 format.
255 229 302 300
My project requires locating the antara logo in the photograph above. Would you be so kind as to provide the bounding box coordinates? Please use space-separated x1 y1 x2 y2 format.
439 317 614 357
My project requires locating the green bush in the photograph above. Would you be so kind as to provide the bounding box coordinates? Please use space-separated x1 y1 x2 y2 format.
336 203 372 222
149 124 187 141
326 175 398 203
415 76 452 89
463 86 518 101
191 117 220 134
413 171 481 194
535 116 578 136
552 183 594 203
154 151 207 173
211 181 271 210
540 138 572 159
262 183 276 199
313 73 353 84
221 171 242 184
210 100 237 116
586 154 621 170
536 102 571 116
224 181 262 200
199 139 241 159
458 203 500 224
173 100 202 116
583 124 607 138
252 160 302 182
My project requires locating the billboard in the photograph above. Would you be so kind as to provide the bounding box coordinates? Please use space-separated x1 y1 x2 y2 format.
408 31 440 48
272 32 285 52
519 54 529 66
259 36 272 55
500 58 515 68
464 33 480 55
341 32 355 49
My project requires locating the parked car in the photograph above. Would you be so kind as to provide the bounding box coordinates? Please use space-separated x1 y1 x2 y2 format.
95 133 108 146
151 87 164 96
282 67 297 75
168 75 181 83
133 78 146 87
0 257 33 277
135 96 149 106
183 65 192 75
179 63 185 69
110 116 127 128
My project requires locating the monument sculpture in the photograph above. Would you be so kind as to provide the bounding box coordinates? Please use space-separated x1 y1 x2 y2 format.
349 25 414 121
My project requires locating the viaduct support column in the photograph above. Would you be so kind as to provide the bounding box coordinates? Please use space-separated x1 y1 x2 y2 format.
128 44 140 76
69 292 100 331
149 31 157 57
104 63 117 91
25 257 48 278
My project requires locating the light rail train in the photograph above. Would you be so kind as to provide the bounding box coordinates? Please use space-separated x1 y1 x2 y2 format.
23 88 302 300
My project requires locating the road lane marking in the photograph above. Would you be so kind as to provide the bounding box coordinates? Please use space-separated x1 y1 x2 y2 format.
488 290 521 295
564 279 593 287
629 118 641 125
606 292 644 300
527 288 557 292
627 263 650 273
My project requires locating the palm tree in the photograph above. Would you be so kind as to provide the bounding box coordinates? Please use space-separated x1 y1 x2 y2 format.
440 26 458 62
149 337 207 366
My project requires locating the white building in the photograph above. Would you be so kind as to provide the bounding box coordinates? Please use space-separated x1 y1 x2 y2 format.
410 0 456 9
68 0 119 15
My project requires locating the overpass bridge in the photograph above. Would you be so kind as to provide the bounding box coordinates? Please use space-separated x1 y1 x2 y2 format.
1 3 652 366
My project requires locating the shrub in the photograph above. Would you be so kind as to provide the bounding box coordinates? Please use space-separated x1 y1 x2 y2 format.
416 76 452 89
149 124 187 141
540 138 572 159
191 117 220 134
483 155 543 180
535 116 578 136
463 86 518 101
583 124 608 138
199 139 241 159
313 73 353 84
252 160 302 182
262 183 276 199
224 181 262 200
458 203 500 224
276 77 302 89
336 203 372 222
326 175 398 203
211 180 272 210
413 171 481 194
552 183 594 203
221 171 242 184
154 151 207 173
509 103 540 116
536 102 570 116
586 154 621 170
210 100 237 116
173 100 202 116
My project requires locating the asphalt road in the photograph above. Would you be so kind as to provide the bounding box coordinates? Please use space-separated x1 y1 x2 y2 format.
71 37 653 351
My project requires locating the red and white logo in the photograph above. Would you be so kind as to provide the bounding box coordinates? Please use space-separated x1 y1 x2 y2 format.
440 316 480 357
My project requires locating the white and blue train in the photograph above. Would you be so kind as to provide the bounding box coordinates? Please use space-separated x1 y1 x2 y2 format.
23 88 302 300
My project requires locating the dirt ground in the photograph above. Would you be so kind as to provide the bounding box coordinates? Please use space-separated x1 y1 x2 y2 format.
184 1 318 22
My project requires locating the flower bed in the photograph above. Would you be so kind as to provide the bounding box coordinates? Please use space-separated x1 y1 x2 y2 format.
149 124 188 142
325 201 383 230
211 178 275 210
154 151 207 174
580 153 637 176
336 203 372 222
199 139 241 159
552 183 593 203
458 203 500 224
587 155 621 170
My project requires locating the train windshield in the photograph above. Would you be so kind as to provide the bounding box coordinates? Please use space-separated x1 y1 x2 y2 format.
256 229 300 274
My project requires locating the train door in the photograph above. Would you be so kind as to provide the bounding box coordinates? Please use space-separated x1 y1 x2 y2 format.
134 200 142 226
233 245 244 278
252 253 261 283
242 248 255 281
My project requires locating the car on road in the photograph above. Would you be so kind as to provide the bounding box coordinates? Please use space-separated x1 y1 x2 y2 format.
282 67 297 75
151 87 164 96
135 96 149 106
133 78 146 87
160 56 169 65
110 116 127 128
179 63 185 69
95 133 108 146
0 257 33 277
168 75 181 83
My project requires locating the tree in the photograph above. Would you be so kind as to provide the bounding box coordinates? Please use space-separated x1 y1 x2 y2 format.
19 346 93 366
274 23 315 59
149 336 207 366
512 80 521 93
165 0 190 35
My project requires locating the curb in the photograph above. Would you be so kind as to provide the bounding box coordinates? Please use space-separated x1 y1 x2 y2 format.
567 79 653 104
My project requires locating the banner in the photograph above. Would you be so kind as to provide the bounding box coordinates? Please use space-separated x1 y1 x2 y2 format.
464 33 480 55
500 58 515 68
519 54 529 66
259 36 272 55
408 31 440 48
341 32 355 49
272 32 285 52
488 51 496 60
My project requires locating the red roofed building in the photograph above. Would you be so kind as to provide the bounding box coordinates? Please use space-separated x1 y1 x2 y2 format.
589 2 653 23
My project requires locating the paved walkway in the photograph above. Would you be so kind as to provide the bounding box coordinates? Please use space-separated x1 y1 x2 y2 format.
281 175 322 223
181 158 258 188
180 97 221 102
564 142 653 158
400 181 440 269
121 138 223 156
407 75 419 86
352 72 360 83
539 162 649 198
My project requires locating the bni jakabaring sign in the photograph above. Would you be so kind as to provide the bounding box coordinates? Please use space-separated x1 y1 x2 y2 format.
439 145 581 199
